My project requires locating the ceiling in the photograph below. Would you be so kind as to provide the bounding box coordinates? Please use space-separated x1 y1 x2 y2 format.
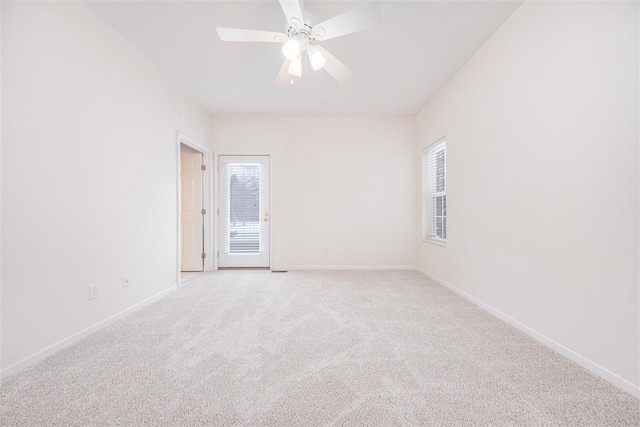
88 1 522 116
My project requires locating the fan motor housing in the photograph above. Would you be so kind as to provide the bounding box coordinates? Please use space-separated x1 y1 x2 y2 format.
286 10 323 46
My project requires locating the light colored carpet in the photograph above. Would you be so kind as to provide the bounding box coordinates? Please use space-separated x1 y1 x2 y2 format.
1 270 638 426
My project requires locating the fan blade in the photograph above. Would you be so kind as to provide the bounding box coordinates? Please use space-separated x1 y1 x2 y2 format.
216 27 286 43
314 46 353 84
312 1 381 41
279 0 304 26
275 58 293 86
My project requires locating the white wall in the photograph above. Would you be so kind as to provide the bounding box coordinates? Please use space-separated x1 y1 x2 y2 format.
416 1 639 385
212 117 417 269
1 2 212 369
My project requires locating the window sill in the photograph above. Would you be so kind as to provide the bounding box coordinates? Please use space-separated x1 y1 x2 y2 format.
422 239 446 247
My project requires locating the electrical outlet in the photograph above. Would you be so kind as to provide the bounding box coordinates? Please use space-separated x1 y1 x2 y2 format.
122 275 130 288
453 260 457 270
88 285 98 300
323 248 328 254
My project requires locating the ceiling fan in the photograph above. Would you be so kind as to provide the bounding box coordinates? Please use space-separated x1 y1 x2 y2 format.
216 0 381 85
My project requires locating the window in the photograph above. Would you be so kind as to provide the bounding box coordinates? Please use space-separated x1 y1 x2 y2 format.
221 162 262 254
422 138 446 242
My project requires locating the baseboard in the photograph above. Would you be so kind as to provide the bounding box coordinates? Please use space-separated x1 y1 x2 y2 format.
179 273 205 287
273 265 417 271
5 270 638 399
0 285 177 380
415 268 640 398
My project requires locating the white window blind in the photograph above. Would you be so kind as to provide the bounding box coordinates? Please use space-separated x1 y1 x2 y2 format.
422 139 446 241
220 162 262 254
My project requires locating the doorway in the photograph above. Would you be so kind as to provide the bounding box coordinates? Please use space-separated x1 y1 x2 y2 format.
176 132 212 286
180 147 204 272
218 155 270 268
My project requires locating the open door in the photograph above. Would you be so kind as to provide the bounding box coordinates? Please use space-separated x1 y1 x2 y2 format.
181 152 204 271
218 156 270 268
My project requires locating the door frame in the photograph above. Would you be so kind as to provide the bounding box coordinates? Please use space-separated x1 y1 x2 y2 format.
176 132 214 287
214 153 273 270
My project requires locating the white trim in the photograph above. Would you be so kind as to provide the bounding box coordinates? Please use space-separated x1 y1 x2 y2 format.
176 132 214 288
415 267 640 398
0 286 177 380
422 238 446 247
273 265 417 271
180 273 203 287
177 131 210 154
6 264 635 399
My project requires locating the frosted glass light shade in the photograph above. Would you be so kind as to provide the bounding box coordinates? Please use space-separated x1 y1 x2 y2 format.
308 47 326 70
282 39 301 60
288 58 302 77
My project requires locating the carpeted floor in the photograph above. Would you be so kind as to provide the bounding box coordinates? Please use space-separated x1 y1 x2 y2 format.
1 270 638 426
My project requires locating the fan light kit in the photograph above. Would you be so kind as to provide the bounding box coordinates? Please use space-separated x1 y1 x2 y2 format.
282 39 301 60
216 0 381 86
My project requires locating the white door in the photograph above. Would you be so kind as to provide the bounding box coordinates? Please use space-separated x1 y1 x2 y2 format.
181 152 204 271
218 156 270 268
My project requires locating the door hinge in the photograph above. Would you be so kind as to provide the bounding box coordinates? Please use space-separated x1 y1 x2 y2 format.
201 164 206 171
217 251 219 257
202 253 207 259
217 208 219 215
201 208 206 215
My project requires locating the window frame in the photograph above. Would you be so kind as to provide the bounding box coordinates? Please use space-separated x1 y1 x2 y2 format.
422 137 447 245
